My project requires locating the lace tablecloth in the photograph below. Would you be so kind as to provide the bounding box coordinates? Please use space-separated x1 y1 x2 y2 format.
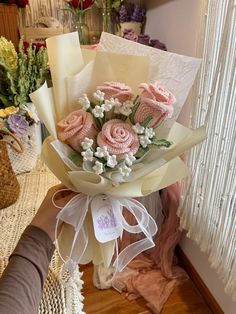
0 161 84 314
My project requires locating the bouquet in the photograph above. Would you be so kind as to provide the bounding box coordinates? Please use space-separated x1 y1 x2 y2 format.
0 37 49 174
30 32 206 279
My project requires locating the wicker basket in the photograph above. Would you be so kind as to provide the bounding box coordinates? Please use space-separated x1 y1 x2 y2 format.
5 124 41 175
0 131 23 209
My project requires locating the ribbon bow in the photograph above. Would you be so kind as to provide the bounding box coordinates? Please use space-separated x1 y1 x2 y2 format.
54 191 158 273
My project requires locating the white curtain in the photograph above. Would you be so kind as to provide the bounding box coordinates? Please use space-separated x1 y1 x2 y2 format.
179 0 236 300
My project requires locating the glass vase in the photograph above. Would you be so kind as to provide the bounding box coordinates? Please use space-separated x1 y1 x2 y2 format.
102 0 113 33
75 12 89 45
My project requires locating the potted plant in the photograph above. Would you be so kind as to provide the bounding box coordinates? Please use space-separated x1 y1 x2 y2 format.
119 3 146 36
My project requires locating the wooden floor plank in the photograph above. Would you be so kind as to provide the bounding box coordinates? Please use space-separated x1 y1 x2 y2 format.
82 264 212 314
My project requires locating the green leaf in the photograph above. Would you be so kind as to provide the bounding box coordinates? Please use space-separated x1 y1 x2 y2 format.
152 138 172 148
135 146 149 158
0 94 13 107
69 153 83 167
141 115 153 127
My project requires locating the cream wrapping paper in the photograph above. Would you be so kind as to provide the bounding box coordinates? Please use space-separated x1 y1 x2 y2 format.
30 32 206 268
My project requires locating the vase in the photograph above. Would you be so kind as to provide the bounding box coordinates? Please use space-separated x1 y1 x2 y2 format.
120 22 142 37
75 12 90 45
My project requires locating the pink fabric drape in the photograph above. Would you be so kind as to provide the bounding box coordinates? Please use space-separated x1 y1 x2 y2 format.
112 182 188 314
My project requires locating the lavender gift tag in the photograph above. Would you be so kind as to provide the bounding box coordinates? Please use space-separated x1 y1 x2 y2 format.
91 196 123 243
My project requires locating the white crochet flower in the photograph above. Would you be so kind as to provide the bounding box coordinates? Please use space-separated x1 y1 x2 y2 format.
118 164 132 177
92 105 105 118
93 161 104 175
81 148 94 161
114 100 134 116
145 127 155 139
107 155 118 168
123 100 134 108
102 99 115 112
124 152 136 167
132 123 145 134
78 94 90 110
139 135 151 148
119 105 132 116
93 90 105 102
95 146 109 158
114 99 122 114
81 137 94 150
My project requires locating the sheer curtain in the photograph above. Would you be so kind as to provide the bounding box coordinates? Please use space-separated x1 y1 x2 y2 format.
179 0 236 300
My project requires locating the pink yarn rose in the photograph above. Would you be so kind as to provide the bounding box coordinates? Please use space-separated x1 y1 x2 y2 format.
97 82 134 103
57 110 98 152
97 119 139 160
134 82 176 128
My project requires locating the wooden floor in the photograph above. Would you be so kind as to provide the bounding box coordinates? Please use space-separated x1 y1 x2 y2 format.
82 264 212 314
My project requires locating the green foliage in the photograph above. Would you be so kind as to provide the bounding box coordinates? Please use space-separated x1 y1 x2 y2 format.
151 138 172 148
0 37 49 109
69 152 83 167
111 0 124 10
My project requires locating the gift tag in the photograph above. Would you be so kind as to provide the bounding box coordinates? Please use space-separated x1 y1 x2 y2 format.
91 196 123 243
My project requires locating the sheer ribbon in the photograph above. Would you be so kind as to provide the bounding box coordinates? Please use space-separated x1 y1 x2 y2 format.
53 190 158 274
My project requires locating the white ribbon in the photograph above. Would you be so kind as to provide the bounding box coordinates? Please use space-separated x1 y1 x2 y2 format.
53 191 158 273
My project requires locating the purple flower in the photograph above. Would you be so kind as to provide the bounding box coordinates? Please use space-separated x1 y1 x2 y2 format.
131 5 145 23
138 34 150 46
7 114 29 135
150 39 167 51
119 5 129 23
123 29 138 42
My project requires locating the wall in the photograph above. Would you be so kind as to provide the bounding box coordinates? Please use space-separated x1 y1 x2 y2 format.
145 1 236 313
145 0 204 125
145 0 202 56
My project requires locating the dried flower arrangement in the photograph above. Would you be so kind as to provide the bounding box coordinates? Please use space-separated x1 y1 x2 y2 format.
0 37 48 135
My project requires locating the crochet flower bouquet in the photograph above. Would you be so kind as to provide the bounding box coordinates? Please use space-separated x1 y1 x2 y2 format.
30 32 205 276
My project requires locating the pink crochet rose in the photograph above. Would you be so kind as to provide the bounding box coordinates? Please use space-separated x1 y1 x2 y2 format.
57 110 98 152
97 119 139 160
134 82 176 128
97 82 134 103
